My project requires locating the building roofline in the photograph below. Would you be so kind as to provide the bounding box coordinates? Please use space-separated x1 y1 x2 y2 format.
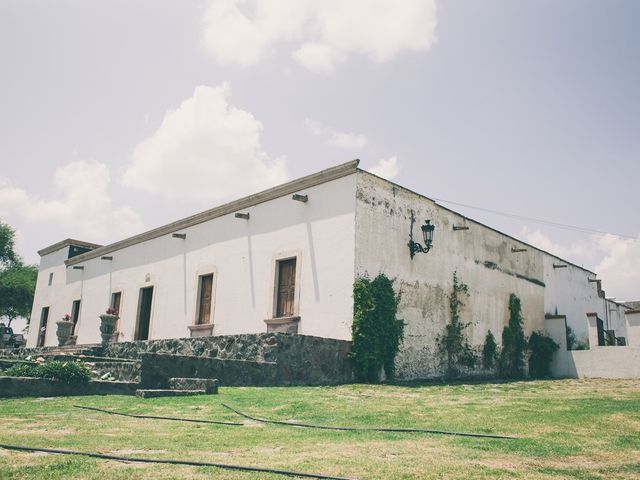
357 169 598 276
65 159 360 266
37 239 103 257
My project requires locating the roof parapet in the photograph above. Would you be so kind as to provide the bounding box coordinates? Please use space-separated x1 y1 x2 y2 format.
37 239 103 257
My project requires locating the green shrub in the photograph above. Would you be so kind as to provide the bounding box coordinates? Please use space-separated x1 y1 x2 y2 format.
528 331 559 378
3 362 40 378
499 294 528 378
437 272 476 378
3 361 91 384
350 273 404 382
38 361 91 384
575 337 590 350
482 330 497 369
566 325 577 350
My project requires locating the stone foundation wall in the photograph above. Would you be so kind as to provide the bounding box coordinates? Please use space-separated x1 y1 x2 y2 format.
2 333 353 387
139 354 278 388
0 377 138 397
105 333 354 385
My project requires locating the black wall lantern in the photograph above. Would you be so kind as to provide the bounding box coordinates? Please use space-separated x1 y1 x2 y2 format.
408 210 435 259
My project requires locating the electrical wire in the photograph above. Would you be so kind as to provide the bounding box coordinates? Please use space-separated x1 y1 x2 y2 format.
222 404 517 440
432 197 638 241
74 405 243 426
0 443 358 480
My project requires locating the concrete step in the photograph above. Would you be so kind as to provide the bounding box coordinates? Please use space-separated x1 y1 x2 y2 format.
169 377 219 394
135 389 206 398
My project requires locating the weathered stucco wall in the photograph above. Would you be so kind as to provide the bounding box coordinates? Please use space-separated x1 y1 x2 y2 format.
354 172 545 379
29 172 357 347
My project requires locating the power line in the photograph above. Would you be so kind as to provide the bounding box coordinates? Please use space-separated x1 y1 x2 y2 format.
431 197 638 241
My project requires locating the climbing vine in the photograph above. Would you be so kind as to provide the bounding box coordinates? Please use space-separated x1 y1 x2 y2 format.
437 272 476 378
350 273 404 383
499 293 528 378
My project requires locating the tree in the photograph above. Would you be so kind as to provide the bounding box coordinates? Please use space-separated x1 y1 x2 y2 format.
0 221 37 327
0 222 17 268
0 262 38 325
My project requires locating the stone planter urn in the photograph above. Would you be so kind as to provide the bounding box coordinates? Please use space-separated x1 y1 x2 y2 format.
55 318 74 347
99 313 119 346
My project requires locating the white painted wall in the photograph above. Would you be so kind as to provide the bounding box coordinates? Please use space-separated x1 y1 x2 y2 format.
625 311 640 346
27 246 83 347
567 348 640 379
546 314 640 379
606 301 629 342
28 174 357 346
541 256 601 346
545 315 571 377
354 172 546 379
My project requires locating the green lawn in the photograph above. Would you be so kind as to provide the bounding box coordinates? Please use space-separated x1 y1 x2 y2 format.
0 379 638 479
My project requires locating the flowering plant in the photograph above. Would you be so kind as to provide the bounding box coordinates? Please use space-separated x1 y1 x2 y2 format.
62 314 71 321
106 307 119 316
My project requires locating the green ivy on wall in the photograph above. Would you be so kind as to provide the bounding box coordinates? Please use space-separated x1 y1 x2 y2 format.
436 272 476 379
350 273 404 383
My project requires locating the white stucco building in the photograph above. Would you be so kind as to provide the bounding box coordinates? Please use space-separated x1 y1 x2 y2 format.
28 160 635 379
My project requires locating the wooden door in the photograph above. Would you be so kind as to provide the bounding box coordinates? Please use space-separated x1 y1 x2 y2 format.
136 287 153 341
37 307 49 347
197 274 213 325
70 300 81 335
276 258 296 318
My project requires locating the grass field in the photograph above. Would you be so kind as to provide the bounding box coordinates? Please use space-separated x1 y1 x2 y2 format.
0 379 638 479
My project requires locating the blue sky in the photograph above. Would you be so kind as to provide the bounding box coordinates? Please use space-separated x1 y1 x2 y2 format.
0 0 638 304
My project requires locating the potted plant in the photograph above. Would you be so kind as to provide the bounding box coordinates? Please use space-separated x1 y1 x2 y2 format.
99 307 119 346
56 314 74 346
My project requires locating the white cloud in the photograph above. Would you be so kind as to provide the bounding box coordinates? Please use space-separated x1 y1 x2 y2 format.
122 83 288 203
522 228 640 301
330 132 368 150
368 156 399 180
594 234 640 301
521 227 598 261
304 118 368 150
201 0 438 73
0 160 144 243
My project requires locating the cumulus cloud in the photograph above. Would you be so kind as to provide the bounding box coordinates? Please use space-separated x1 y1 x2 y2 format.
368 156 399 180
0 160 143 243
304 118 367 150
522 228 640 301
201 0 438 73
122 83 288 203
